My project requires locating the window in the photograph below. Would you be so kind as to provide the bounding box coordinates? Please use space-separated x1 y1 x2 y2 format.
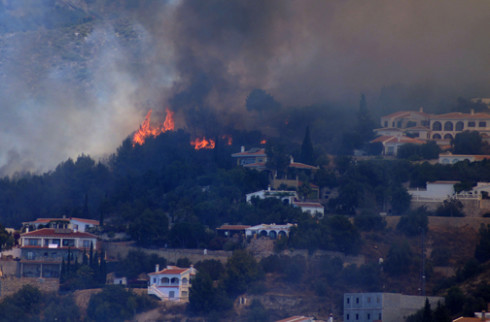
356 313 359 320
480 121 487 127
181 291 188 297
27 252 34 260
182 278 188 285
455 121 464 131
28 239 39 246
346 314 350 320
468 121 475 127
379 313 382 320
83 240 91 248
433 134 441 139
444 121 453 131
153 278 156 284
444 134 453 140
356 297 359 304
384 121 388 127
367 313 371 320
432 121 441 131
62 239 75 247
169 291 175 298
367 297 371 303
346 298 350 304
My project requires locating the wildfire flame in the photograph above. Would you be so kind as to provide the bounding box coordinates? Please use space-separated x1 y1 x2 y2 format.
221 135 233 145
260 139 267 144
191 137 216 150
132 108 175 146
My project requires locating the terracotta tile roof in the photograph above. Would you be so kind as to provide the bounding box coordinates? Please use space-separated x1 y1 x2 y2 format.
433 112 490 119
70 217 100 225
289 162 317 170
232 148 266 157
21 228 97 239
293 201 323 208
276 316 314 322
23 217 99 226
371 135 424 145
382 110 429 119
216 225 251 230
148 266 190 276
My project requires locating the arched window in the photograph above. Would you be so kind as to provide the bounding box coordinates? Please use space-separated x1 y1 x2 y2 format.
260 230 268 237
444 122 453 131
432 134 441 139
444 134 453 140
161 277 170 284
278 231 287 238
432 122 441 131
171 277 179 284
182 278 188 285
269 231 277 239
455 121 464 131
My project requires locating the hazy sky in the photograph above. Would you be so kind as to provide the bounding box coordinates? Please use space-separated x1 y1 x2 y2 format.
0 0 489 175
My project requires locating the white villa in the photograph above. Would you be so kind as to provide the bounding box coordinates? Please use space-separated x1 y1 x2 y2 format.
148 265 197 302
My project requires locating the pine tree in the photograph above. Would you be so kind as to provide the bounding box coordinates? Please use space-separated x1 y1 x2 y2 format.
300 126 315 165
357 93 375 141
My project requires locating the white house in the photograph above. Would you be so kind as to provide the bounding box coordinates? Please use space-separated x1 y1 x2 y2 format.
22 217 100 233
408 181 458 201
148 265 197 302
245 223 295 239
246 188 297 205
292 201 324 216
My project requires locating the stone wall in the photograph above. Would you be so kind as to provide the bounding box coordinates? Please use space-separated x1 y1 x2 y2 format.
0 276 59 299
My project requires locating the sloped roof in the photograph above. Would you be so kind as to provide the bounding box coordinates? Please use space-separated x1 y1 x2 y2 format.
232 148 266 157
433 112 490 120
21 228 97 239
371 135 424 145
382 110 430 119
289 162 318 170
216 225 251 230
148 266 191 276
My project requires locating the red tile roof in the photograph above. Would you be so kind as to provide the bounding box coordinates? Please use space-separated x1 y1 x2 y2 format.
276 316 314 322
382 110 429 119
289 162 318 170
70 217 100 225
148 266 190 276
232 148 266 157
216 225 251 230
21 228 97 239
433 112 490 119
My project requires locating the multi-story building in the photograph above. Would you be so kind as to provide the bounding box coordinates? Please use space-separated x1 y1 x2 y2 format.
22 217 100 233
376 109 490 145
343 292 443 322
19 228 97 278
148 265 197 302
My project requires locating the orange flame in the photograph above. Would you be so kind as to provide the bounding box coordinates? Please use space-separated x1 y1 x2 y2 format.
221 134 233 145
260 139 267 144
191 137 216 150
132 109 175 146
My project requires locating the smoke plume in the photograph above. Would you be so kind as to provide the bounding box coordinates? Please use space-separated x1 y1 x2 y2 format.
0 0 489 175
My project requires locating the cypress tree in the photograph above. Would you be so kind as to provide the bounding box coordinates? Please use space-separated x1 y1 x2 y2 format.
300 126 315 165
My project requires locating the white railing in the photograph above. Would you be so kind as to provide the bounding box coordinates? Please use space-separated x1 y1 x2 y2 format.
148 284 167 300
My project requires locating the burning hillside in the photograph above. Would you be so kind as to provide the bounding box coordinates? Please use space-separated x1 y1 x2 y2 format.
132 109 229 150
132 109 175 146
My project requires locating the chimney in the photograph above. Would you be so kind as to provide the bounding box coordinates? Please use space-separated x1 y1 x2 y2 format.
419 106 424 113
471 108 475 115
155 264 159 272
241 146 245 152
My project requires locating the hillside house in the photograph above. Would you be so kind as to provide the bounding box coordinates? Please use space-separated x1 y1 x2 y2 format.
245 223 295 239
376 109 490 146
19 228 97 278
231 146 267 171
148 265 197 302
216 224 251 238
371 135 425 156
22 217 100 233
344 292 443 322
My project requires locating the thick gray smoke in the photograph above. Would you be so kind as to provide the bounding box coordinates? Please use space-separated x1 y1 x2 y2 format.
0 0 489 175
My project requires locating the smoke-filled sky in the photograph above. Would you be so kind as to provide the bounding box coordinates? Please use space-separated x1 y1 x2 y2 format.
0 0 489 175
